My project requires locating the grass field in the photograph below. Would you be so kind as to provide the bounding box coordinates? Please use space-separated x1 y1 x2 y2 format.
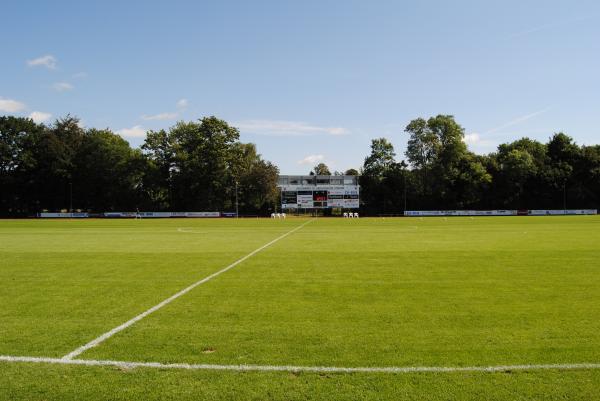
1 216 599 400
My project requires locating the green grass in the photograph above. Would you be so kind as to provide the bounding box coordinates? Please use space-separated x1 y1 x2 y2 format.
1 216 599 400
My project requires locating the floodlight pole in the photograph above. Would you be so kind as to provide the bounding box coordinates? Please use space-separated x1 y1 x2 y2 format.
563 181 567 214
69 182 73 213
403 171 407 214
235 181 239 218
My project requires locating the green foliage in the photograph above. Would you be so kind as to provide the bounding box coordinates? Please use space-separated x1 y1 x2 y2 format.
311 163 331 175
73 129 146 211
0 115 279 215
160 117 277 213
2 112 599 215
363 138 396 177
359 116 599 213
0 116 44 213
405 117 441 170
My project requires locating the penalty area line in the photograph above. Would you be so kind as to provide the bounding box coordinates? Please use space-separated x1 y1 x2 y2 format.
1 355 600 374
61 219 315 361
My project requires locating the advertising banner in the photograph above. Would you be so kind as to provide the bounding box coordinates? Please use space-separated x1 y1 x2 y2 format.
185 212 220 218
138 212 172 218
528 209 597 215
406 210 597 217
326 189 344 207
143 212 221 218
297 192 314 208
281 191 298 208
39 212 89 218
104 212 137 218
405 210 517 217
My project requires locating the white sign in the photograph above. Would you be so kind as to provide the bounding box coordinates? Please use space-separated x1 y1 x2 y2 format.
138 212 172 218
297 194 314 208
528 209 597 216
39 212 89 218
405 210 517 217
104 212 137 218
185 212 220 218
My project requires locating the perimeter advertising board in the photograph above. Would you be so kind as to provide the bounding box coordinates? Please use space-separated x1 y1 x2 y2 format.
405 210 598 217
39 212 89 218
405 210 517 217
528 209 597 215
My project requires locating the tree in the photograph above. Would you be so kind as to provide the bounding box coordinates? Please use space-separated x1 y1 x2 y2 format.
28 116 85 212
578 145 600 207
312 163 331 175
404 115 486 208
405 118 441 170
497 149 536 206
167 117 240 210
139 116 279 214
0 116 44 214
228 142 279 213
142 129 175 210
360 138 407 214
363 138 396 177
72 129 146 211
3 112 600 216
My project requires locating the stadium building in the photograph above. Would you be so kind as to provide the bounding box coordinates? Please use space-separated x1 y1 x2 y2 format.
277 175 360 211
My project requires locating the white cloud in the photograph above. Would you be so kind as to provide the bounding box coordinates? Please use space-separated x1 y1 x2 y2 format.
0 97 26 113
236 120 349 136
117 125 146 138
298 154 324 165
141 112 179 121
176 98 188 109
27 55 57 69
463 133 481 144
72 72 87 79
140 99 187 121
28 111 52 123
52 82 74 91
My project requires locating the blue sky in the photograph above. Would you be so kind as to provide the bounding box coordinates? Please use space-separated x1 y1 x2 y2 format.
1 0 599 174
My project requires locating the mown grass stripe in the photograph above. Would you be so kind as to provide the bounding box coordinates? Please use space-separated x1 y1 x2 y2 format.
61 219 314 360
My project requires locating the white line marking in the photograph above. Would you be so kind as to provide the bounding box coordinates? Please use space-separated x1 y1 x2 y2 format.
62 219 314 360
2 355 600 374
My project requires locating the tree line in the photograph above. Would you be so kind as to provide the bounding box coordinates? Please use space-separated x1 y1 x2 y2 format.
357 115 599 214
0 115 278 216
1 113 599 216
